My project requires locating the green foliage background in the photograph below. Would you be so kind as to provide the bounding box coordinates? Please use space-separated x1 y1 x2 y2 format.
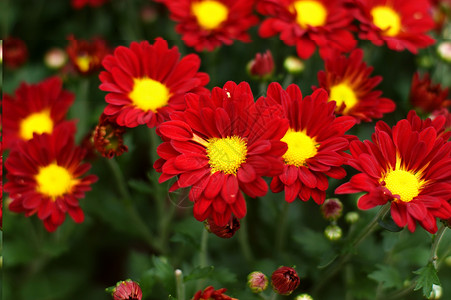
2 0 451 299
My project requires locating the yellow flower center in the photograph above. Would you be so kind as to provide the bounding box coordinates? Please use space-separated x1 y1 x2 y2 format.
329 83 358 113
383 169 421 202
206 136 248 175
36 163 77 199
19 110 54 140
371 6 401 36
292 0 327 28
75 55 92 72
281 129 318 167
128 77 170 112
192 0 229 30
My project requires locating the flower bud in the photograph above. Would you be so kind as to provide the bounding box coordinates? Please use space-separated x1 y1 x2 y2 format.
320 198 343 221
44 47 68 69
94 113 129 159
445 256 451 267
3 37 28 69
271 266 300 295
295 294 313 300
109 279 142 300
438 41 451 63
192 286 237 300
247 50 274 81
283 56 304 74
428 284 442 299
345 211 359 224
324 224 342 241
204 216 240 238
247 271 268 293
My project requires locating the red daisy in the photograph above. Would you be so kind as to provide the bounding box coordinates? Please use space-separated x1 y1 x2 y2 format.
156 0 259 51
3 76 75 149
4 123 98 232
314 48 395 122
409 72 451 114
66 35 110 75
336 111 451 233
71 0 108 9
257 0 356 59
99 38 210 128
263 83 355 204
3 37 28 69
350 0 435 53
192 286 237 300
154 81 288 226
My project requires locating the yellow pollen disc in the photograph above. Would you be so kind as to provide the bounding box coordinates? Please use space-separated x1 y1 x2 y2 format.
206 136 248 175
281 129 318 167
192 0 229 30
75 55 92 72
383 169 421 202
36 163 77 199
329 83 358 113
19 110 54 140
371 6 401 36
128 77 170 112
293 0 327 28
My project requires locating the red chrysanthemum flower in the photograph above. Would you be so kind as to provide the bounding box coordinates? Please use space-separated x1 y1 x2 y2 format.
112 280 142 300
3 37 28 69
157 0 258 52
350 0 435 53
409 72 451 114
257 0 356 59
71 0 108 9
314 48 395 122
4 123 98 232
66 35 110 75
336 111 451 233
192 286 237 300
93 113 129 158
99 38 210 128
155 81 288 226
3 76 75 149
271 266 300 295
263 83 355 204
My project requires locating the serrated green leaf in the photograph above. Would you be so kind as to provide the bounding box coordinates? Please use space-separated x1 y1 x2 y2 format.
184 266 214 282
368 264 403 289
413 263 441 297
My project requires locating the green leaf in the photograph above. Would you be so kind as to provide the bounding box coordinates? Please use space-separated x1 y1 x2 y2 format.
152 256 175 293
413 263 441 297
378 217 403 232
368 264 403 289
184 266 214 282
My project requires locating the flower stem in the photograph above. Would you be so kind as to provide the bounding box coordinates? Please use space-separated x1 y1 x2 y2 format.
275 201 290 254
175 269 186 300
106 158 161 252
199 227 209 268
238 216 254 266
312 203 391 296
429 224 448 269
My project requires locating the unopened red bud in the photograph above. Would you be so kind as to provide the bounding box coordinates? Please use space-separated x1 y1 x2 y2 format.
205 216 240 239
111 279 142 300
320 198 343 221
271 266 300 295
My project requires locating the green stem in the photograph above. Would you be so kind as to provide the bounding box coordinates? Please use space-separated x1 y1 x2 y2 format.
238 216 254 266
106 158 161 252
275 201 290 254
429 224 448 269
312 203 391 296
175 269 186 300
269 292 278 300
199 227 209 268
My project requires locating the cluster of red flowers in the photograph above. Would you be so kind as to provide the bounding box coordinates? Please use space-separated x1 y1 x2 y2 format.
3 77 98 232
94 38 451 235
152 0 436 58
